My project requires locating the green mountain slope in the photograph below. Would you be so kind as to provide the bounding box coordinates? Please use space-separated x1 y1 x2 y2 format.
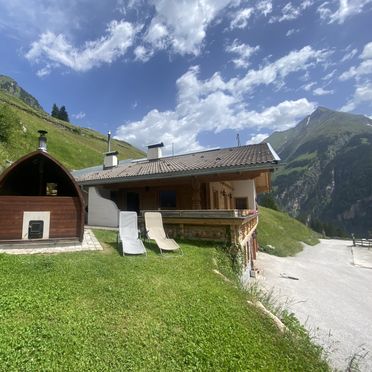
0 87 144 171
257 206 320 256
0 75 43 111
266 107 372 236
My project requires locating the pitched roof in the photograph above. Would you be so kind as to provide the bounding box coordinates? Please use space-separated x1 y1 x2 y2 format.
74 143 280 185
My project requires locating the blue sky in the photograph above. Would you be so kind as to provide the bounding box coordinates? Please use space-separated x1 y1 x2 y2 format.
0 0 371 155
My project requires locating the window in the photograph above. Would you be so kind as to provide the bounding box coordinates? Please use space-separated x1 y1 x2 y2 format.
235 197 248 209
159 191 177 209
46 183 58 196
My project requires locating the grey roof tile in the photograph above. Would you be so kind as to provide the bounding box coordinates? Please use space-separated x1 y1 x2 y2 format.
75 143 279 184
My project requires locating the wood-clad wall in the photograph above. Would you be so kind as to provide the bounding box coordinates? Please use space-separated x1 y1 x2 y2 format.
0 196 83 241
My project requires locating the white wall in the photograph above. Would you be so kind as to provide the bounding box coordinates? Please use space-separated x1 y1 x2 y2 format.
231 180 256 210
88 187 119 227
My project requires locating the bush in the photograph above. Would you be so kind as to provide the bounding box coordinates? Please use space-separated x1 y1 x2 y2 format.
0 104 21 143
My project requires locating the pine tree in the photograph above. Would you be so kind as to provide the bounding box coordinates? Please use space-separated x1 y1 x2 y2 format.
51 103 59 118
58 105 69 122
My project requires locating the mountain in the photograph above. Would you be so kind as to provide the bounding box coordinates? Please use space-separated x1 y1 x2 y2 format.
266 107 372 237
0 78 144 171
0 75 43 111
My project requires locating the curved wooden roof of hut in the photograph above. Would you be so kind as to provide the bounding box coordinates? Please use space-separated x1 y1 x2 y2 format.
0 150 82 198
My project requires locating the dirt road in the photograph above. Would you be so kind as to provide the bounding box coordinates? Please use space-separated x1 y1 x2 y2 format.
256 239 372 371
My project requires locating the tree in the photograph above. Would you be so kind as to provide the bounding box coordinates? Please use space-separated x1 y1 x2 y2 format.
0 104 21 143
259 192 279 211
58 105 69 122
51 103 59 118
51 104 69 122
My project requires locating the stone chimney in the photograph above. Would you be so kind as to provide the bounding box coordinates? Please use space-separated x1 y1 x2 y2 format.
147 142 164 161
38 130 48 152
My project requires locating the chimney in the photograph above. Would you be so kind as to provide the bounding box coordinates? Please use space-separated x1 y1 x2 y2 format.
147 142 164 161
103 131 118 169
103 151 118 169
38 130 48 152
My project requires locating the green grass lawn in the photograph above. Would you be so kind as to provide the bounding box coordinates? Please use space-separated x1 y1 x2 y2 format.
257 206 320 256
0 231 328 371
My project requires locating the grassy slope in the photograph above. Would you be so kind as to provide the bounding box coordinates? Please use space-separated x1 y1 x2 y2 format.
257 206 320 256
0 91 144 170
0 233 328 371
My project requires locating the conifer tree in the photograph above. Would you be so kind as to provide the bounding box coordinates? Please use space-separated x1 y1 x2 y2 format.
51 103 59 118
58 105 69 122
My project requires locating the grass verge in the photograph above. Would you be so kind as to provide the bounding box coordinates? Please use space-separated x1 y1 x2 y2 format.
257 206 320 256
0 230 328 371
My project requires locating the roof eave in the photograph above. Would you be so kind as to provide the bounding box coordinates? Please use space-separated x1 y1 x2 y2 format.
76 161 279 186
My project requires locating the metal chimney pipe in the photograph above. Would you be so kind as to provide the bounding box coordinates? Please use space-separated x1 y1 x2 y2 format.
38 130 48 152
107 131 111 152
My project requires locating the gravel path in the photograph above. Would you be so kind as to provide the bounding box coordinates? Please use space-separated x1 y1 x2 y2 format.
256 239 372 371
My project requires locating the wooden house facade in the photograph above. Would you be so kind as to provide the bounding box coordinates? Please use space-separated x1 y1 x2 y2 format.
0 148 84 243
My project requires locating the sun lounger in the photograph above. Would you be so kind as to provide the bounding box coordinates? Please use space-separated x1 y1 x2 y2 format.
144 212 182 255
118 211 146 256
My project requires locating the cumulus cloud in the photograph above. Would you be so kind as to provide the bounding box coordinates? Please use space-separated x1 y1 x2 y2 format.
318 0 372 23
115 46 322 153
145 0 233 55
225 40 260 68
25 20 136 74
246 133 269 144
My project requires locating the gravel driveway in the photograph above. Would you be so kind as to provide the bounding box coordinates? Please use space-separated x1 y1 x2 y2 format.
256 239 372 371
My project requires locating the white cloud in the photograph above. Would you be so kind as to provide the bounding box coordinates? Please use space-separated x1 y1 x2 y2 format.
225 40 259 68
25 20 136 74
144 19 168 49
270 1 313 23
115 48 320 154
134 45 154 62
230 7 254 29
341 48 358 62
256 0 273 16
318 0 372 23
340 82 372 111
339 41 372 81
73 111 86 120
278 3 301 21
146 0 233 55
286 28 299 37
313 87 334 95
322 69 337 80
361 41 372 59
0 0 82 38
235 46 329 94
246 133 269 144
302 81 316 91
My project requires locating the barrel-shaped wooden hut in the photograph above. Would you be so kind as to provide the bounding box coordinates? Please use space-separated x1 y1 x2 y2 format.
0 134 84 243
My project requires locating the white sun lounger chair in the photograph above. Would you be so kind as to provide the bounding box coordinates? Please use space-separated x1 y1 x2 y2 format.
118 211 146 256
144 212 182 255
